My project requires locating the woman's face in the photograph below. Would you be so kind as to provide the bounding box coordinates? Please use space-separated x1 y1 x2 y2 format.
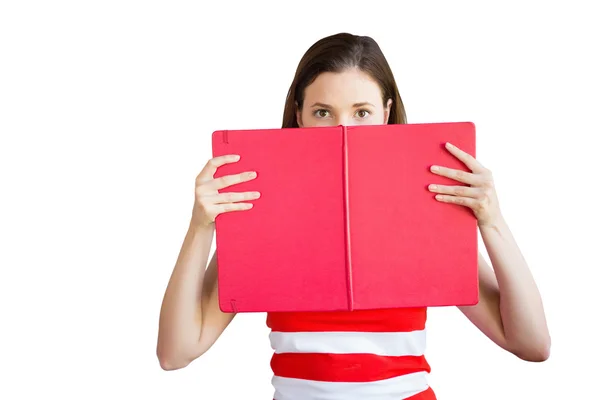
296 68 392 128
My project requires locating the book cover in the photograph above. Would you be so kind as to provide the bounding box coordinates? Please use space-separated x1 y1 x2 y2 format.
211 122 478 313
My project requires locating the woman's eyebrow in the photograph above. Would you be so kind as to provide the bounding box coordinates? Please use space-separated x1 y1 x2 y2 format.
352 102 375 108
310 102 333 108
309 102 375 108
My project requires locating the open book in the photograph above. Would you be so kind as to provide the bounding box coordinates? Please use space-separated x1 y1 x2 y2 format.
211 122 478 313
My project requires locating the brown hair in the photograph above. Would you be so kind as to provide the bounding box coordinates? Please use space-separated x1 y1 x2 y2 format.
281 32 407 128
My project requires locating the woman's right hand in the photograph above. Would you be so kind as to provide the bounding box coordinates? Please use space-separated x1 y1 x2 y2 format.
191 154 260 228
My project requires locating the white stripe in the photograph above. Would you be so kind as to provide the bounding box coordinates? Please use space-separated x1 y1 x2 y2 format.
272 371 429 400
269 329 426 357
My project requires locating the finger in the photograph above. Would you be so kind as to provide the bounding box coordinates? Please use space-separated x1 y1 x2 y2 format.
197 154 241 182
434 194 478 208
210 170 258 191
217 202 254 213
445 142 485 173
428 184 481 198
430 165 482 186
208 191 261 204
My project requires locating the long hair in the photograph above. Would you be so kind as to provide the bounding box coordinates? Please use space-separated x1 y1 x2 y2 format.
282 33 407 128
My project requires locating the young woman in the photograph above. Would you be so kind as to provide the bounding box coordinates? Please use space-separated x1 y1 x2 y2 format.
157 32 551 400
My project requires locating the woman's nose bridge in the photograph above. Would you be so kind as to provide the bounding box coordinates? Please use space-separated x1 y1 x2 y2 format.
336 115 349 126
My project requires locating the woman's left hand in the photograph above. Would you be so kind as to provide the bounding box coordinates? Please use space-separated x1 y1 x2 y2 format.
428 142 501 227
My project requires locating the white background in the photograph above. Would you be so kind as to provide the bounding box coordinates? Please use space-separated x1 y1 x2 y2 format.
1 1 598 399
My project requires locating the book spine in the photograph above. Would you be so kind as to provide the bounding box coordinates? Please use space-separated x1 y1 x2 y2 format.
342 125 354 311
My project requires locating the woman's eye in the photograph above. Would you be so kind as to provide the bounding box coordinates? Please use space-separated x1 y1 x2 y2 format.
315 109 330 118
356 110 370 118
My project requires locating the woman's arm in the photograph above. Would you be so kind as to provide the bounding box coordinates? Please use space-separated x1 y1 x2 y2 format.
157 224 235 371
429 142 550 361
156 154 259 370
459 222 551 361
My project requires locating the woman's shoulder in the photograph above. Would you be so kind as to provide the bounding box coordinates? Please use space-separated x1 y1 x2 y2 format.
266 307 428 333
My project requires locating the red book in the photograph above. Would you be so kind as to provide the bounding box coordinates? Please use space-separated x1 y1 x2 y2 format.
211 122 478 313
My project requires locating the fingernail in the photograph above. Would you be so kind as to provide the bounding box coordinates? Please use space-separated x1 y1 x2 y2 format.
431 165 439 171
249 171 257 178
429 184 437 190
446 142 454 148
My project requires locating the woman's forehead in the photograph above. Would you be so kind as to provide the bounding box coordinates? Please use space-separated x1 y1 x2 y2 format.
303 70 383 107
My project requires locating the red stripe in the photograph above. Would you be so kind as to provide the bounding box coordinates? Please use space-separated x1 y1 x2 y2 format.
267 307 427 333
271 353 431 382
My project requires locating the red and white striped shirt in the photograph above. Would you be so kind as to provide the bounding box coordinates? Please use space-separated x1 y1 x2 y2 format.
266 307 436 400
